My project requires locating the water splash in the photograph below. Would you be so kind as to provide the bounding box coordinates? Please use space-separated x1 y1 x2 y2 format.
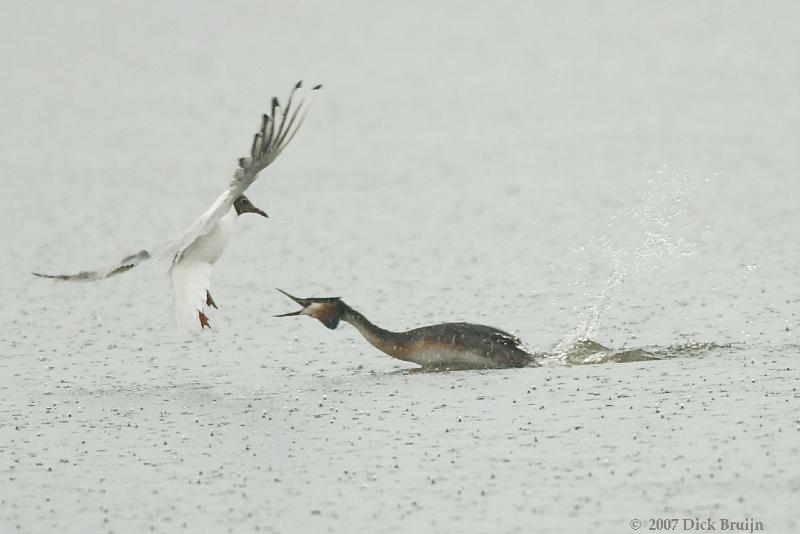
534 338 735 367
555 168 713 355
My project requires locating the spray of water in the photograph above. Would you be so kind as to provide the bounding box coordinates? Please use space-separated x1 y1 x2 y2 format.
553 167 713 359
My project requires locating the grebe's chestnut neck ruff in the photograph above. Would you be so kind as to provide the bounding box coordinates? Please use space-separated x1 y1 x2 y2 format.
276 289 536 370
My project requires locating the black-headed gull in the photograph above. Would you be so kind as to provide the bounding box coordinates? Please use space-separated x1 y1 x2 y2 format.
34 81 321 330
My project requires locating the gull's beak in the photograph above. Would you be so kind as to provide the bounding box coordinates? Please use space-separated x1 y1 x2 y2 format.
235 195 269 219
275 288 308 317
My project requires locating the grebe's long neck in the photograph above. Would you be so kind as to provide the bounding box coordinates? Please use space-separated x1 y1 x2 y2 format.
341 304 408 359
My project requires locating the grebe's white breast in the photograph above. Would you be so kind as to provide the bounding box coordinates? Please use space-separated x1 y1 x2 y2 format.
413 347 496 368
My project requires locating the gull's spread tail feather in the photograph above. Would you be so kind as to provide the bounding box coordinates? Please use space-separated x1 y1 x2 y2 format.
171 260 213 332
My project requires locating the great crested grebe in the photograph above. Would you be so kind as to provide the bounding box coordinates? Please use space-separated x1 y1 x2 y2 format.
33 81 321 330
276 289 537 370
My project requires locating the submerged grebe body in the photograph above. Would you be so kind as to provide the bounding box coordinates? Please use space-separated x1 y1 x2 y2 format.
277 290 535 370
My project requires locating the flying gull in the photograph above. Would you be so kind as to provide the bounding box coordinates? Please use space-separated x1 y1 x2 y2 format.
34 81 321 330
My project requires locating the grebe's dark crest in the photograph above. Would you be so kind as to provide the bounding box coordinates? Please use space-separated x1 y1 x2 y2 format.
276 289 536 370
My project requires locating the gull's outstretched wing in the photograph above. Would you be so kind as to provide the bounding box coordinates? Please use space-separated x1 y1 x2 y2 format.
231 80 322 198
33 81 321 280
32 250 153 282
151 80 322 265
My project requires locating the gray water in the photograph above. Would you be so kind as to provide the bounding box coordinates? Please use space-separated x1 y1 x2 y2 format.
2 1 799 533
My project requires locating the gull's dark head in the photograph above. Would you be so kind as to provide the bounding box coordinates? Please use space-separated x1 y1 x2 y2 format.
275 289 343 330
233 195 268 218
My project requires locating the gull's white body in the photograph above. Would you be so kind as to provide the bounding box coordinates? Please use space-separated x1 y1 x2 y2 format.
170 206 236 330
33 81 321 330
180 205 237 265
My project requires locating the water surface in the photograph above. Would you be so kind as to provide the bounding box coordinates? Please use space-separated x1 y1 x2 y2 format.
1 1 799 533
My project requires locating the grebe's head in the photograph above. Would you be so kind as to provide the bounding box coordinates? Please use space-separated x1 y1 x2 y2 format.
275 289 343 330
233 195 268 218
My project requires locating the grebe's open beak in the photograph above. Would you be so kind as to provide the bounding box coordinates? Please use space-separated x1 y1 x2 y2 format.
274 289 343 330
274 288 310 316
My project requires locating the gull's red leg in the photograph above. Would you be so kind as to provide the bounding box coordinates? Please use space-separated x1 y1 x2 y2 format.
198 310 211 329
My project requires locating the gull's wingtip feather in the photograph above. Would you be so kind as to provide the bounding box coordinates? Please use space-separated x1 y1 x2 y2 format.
32 271 65 280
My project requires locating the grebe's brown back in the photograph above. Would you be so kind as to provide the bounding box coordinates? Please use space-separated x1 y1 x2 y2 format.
276 289 536 370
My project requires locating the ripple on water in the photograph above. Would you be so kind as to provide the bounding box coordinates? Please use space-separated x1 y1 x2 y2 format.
533 339 738 367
